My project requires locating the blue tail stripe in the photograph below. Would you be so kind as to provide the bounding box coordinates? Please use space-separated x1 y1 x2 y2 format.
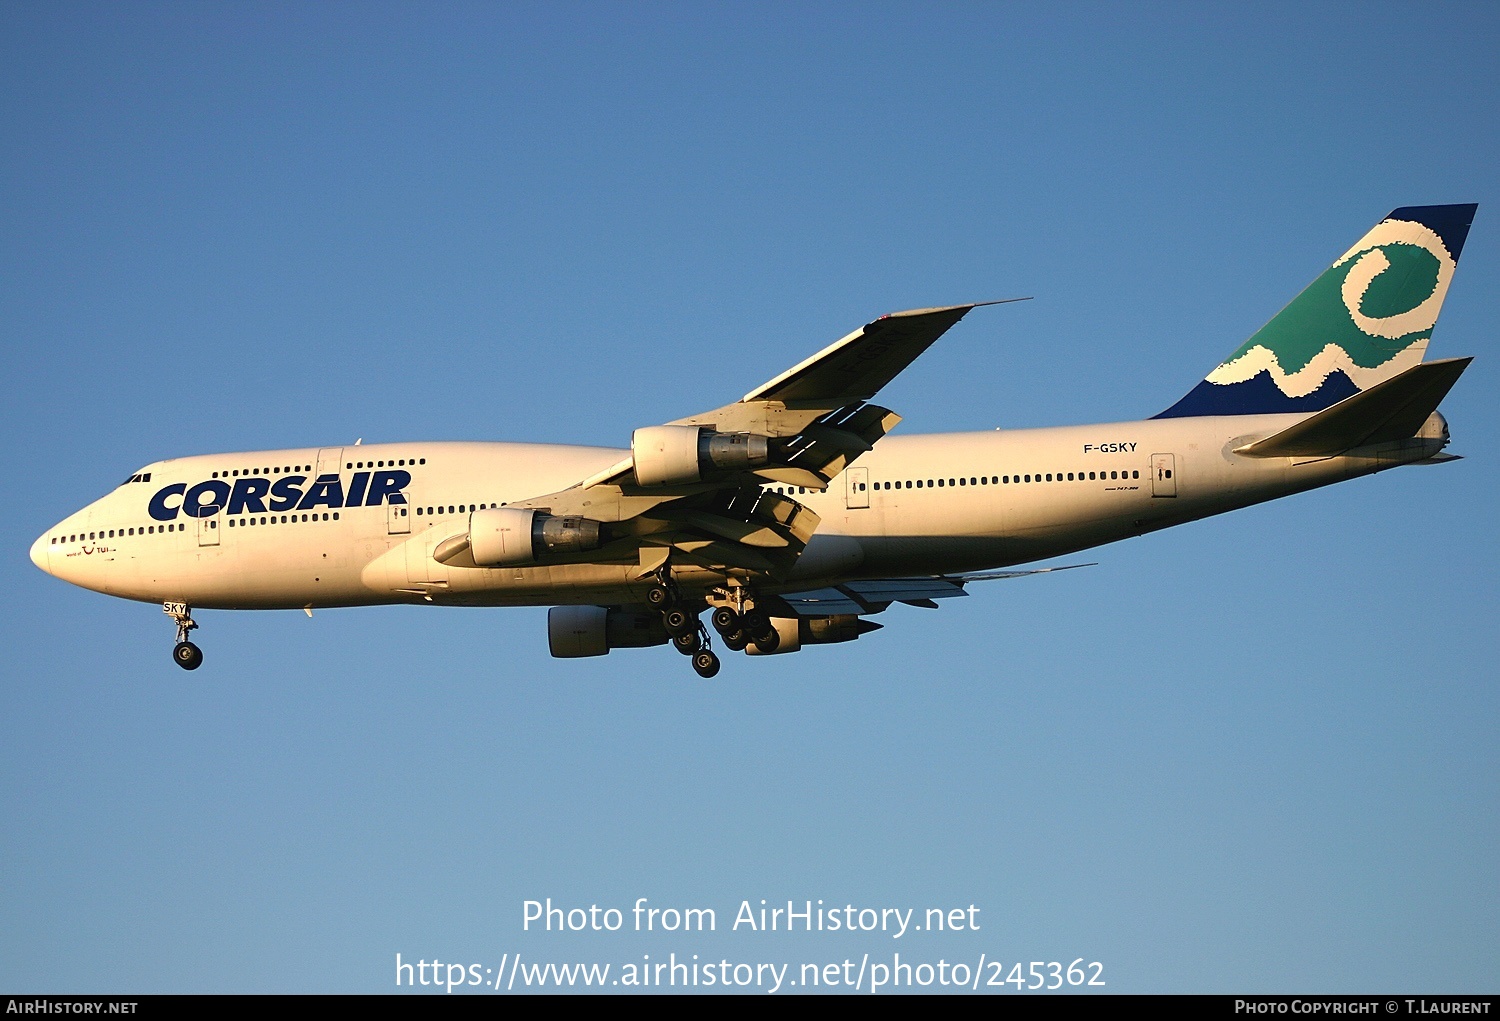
1154 370 1360 419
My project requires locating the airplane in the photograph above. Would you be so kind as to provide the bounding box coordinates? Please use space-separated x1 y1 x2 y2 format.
29 204 1476 678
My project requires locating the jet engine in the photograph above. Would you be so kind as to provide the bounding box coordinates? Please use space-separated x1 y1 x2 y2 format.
631 425 770 486
548 606 669 658
469 507 602 567
743 614 883 655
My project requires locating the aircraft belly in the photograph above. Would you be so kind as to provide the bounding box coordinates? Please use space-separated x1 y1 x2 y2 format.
854 535 1013 576
437 563 643 607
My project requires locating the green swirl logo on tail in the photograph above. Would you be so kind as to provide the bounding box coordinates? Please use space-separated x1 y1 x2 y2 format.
1155 205 1474 419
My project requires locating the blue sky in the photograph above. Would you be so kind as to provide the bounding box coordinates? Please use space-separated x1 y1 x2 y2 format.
3 2 1496 993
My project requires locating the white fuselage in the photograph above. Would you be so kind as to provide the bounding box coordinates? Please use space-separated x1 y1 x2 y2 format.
30 414 1442 611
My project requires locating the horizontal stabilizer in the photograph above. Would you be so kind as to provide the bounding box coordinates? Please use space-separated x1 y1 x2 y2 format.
1235 357 1471 458
1409 452 1463 465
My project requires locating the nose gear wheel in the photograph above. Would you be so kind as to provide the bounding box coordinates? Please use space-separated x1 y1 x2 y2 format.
163 602 203 671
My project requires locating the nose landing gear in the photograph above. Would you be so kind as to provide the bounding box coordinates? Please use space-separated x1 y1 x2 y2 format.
163 602 202 670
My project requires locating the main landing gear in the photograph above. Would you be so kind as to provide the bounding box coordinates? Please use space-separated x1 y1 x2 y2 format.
649 572 790 677
163 602 203 671
710 604 779 654
651 580 720 679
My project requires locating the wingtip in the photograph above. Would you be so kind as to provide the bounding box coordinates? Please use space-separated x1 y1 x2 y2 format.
880 297 1032 320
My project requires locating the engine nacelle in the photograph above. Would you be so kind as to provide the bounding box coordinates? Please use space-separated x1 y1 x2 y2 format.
548 606 668 658
631 425 770 486
744 614 882 655
469 507 602 567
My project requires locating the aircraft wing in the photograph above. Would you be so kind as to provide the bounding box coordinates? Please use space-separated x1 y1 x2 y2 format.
770 564 1095 616
737 301 1020 405
436 302 1016 580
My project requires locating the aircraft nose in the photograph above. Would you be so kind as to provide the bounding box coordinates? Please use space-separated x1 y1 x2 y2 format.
29 531 52 575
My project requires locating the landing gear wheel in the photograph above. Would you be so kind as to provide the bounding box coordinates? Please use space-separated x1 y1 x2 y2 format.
722 629 749 652
662 607 696 637
163 602 201 670
673 629 703 655
711 606 741 634
741 608 770 635
173 641 203 671
646 585 672 609
750 628 781 654
692 650 721 678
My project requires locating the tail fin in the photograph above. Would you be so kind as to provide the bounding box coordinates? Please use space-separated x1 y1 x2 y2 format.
1155 204 1476 418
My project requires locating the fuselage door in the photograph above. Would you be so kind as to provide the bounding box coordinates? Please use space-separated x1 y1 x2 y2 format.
846 466 870 509
1151 453 1178 497
197 504 222 546
387 502 411 535
315 446 345 479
